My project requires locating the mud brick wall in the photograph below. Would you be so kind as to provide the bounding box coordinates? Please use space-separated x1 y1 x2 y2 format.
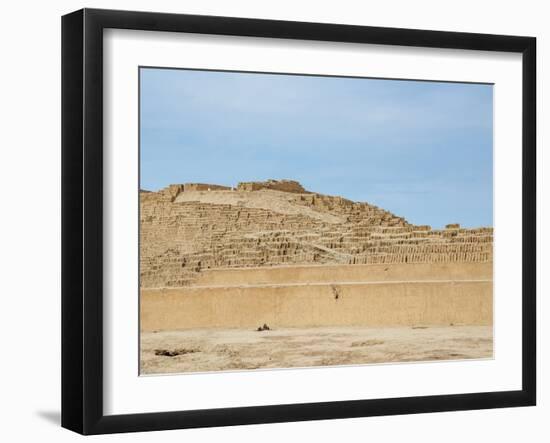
237 179 306 193
184 183 231 192
140 181 493 288
141 279 493 330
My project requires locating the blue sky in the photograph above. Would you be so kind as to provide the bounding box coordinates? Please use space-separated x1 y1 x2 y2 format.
140 68 493 228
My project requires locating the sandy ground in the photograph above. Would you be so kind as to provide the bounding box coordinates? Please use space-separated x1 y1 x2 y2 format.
140 325 493 375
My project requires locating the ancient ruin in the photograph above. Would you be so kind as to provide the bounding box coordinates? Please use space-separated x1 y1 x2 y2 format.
140 179 493 288
140 179 493 373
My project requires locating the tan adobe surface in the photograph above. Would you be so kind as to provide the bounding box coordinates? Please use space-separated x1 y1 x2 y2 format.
140 180 493 288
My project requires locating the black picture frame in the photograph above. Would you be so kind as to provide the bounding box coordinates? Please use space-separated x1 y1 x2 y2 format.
61 8 536 435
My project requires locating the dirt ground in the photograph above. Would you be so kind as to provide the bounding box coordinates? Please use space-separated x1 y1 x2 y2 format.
140 325 493 375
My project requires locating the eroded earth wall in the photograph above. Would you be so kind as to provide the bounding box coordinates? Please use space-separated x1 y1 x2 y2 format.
140 180 493 288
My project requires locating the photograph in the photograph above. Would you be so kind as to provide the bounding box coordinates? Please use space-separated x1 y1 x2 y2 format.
138 67 494 375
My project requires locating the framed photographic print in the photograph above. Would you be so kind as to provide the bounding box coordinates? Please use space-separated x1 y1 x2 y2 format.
61 8 536 435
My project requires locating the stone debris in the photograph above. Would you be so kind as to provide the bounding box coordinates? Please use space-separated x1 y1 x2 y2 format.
154 348 200 357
